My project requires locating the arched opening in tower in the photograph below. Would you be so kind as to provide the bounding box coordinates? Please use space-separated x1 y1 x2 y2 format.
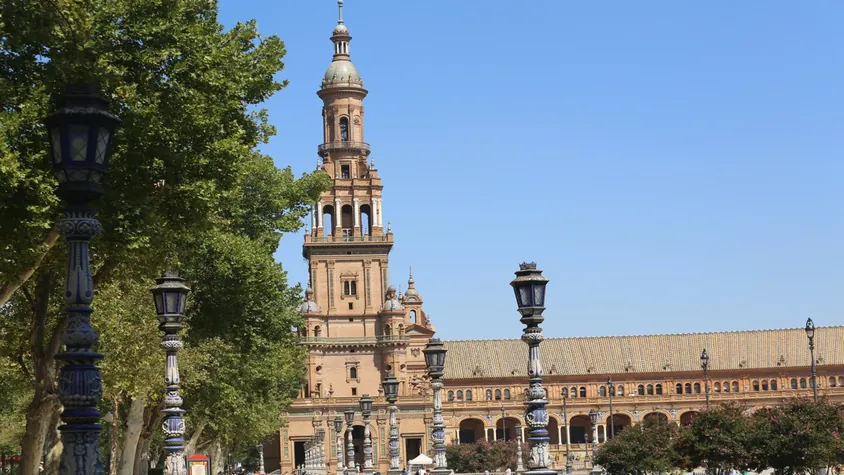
360 204 372 236
341 204 354 231
322 205 335 233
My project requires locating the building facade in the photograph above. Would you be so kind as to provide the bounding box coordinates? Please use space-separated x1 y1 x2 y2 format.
272 4 844 473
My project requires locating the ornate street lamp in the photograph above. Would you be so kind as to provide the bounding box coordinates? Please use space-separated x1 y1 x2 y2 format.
561 388 572 475
48 83 121 474
359 395 374 473
607 377 615 438
334 416 345 475
382 374 401 475
510 262 555 475
344 409 356 475
588 410 602 475
151 272 191 475
806 318 819 402
700 349 710 409
258 443 265 475
423 338 448 474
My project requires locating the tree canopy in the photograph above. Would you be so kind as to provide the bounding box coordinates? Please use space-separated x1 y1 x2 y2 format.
0 0 330 471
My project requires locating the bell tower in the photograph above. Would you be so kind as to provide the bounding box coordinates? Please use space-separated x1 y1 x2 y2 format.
299 0 407 400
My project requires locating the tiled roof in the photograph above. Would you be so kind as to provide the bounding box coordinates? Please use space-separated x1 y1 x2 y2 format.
443 326 844 380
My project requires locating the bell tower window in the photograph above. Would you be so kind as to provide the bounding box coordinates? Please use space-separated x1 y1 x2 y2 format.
341 164 351 179
344 280 357 296
340 117 349 141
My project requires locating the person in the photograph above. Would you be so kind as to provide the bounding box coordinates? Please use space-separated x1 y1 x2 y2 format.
417 467 426 475
505 468 512 475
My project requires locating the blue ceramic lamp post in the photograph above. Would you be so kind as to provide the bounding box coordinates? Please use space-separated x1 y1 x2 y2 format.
151 272 191 475
510 263 556 475
47 83 121 475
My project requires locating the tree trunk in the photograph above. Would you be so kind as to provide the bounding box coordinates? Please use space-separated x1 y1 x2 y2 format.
117 395 146 475
19 271 62 475
19 391 60 475
184 420 208 458
44 405 63 474
110 397 120 475
0 229 59 308
209 440 226 475
135 402 163 475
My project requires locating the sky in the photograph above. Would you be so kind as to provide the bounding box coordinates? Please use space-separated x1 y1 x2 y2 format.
216 1 844 340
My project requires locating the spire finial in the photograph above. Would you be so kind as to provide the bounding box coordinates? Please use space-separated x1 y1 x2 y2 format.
338 0 344 24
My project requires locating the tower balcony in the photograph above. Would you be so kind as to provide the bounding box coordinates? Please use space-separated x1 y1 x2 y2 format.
299 335 409 347
317 140 371 157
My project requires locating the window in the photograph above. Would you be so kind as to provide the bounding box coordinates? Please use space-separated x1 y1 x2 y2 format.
771 380 777 390
341 164 350 179
495 389 502 400
385 324 391 335
617 385 624 396
348 302 353 310
457 390 463 401
340 117 349 141
410 310 417 323
752 380 760 391
647 384 654 396
314 325 321 337
351 387 357 396
343 280 357 296
685 383 692 394
723 381 730 393
504 389 511 400
676 383 683 394
486 389 492 401
714 382 721 392
761 380 768 391
800 378 807 389
599 386 607 397
570 387 578 398
637 384 645 396
447 391 455 402
466 390 473 401
839 376 844 387
656 384 663 395
579 386 586 398
350 367 358 379
830 377 838 388
732 381 739 392
791 378 798 389
693 383 701 394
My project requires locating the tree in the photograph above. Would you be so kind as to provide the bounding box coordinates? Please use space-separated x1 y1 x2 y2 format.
674 404 753 474
0 1 330 472
445 440 528 473
748 398 844 475
594 417 679 475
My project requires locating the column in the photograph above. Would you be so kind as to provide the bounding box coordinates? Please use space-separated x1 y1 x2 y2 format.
377 198 384 227
353 198 360 231
335 199 342 230
317 200 323 229
371 198 379 228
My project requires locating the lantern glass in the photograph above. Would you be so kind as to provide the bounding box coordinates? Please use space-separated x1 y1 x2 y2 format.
69 125 89 162
589 410 598 425
95 128 110 164
359 395 372 413
344 410 355 425
50 127 62 164
382 374 399 399
334 415 343 432
516 284 531 309
805 318 815 339
154 293 165 315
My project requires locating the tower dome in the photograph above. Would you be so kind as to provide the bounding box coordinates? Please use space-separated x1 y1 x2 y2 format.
321 0 364 89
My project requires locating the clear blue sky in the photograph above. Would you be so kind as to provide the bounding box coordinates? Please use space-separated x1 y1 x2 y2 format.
217 1 844 340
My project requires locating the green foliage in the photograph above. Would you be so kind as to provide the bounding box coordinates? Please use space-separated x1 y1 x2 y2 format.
445 440 528 473
748 398 844 475
0 0 331 457
594 417 678 475
674 403 753 473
